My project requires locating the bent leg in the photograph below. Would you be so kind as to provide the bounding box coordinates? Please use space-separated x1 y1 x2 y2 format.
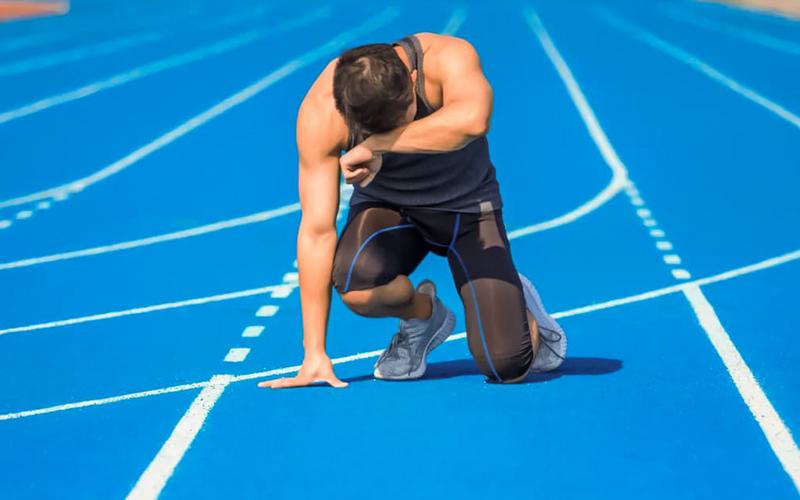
446 210 535 383
332 204 430 320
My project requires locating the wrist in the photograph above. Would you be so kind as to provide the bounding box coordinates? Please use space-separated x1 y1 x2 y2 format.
364 126 403 154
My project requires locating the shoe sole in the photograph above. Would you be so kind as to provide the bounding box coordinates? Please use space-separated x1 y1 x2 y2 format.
374 307 456 381
518 273 567 372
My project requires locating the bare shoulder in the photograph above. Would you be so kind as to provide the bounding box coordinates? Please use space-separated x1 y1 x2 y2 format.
296 58 348 157
414 32 479 58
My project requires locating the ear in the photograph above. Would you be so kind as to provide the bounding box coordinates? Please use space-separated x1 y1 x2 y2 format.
410 69 417 85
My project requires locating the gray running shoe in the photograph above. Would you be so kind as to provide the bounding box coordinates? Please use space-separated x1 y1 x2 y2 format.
373 280 455 380
519 273 567 373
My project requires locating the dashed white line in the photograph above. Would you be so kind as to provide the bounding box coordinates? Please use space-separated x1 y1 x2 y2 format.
36 201 51 210
650 229 666 238
0 284 286 336
282 272 299 283
663 254 682 265
4 246 798 423
0 220 11 229
656 241 673 251
269 285 296 298
530 8 797 489
672 269 692 280
15 210 33 220
255 305 279 318
636 208 651 218
223 348 250 363
241 326 264 338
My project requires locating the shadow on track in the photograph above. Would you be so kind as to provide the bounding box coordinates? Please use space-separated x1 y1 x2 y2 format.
344 357 623 384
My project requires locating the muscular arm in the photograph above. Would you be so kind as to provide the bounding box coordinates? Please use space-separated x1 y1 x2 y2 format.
260 90 348 389
295 99 341 356
364 37 493 154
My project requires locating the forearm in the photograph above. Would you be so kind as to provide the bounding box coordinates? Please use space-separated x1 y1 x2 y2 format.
364 101 488 154
296 223 338 356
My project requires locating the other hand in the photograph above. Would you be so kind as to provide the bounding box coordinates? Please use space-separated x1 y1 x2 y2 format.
340 143 382 187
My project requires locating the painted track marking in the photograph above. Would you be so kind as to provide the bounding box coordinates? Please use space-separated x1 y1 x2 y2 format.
528 7 799 491
1 247 797 422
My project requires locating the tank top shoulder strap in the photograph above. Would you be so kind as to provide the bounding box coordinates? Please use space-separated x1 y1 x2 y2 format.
393 35 434 111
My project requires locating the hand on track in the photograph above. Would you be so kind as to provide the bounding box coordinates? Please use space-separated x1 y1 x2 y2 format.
258 353 348 389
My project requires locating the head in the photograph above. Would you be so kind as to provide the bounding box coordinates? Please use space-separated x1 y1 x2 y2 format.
333 43 417 135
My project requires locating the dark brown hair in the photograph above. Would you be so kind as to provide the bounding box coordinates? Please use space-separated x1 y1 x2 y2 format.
333 43 414 135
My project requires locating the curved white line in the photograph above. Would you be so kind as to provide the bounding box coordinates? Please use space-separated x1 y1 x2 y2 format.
0 7 397 211
1 247 796 421
0 8 331 126
0 283 294 336
0 202 301 271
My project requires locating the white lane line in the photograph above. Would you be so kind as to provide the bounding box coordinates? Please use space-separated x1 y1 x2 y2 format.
511 7 630 240
0 7 400 211
126 374 231 500
597 8 800 130
532 8 798 489
441 6 468 35
2 247 797 422
630 196 645 206
0 202 301 271
636 208 651 218
255 305 279 317
241 326 264 338
0 8 331 126
0 285 286 336
683 285 800 492
35 201 50 210
0 220 11 229
663 5 800 56
282 272 298 283
643 218 657 227
223 348 250 363
663 254 682 265
650 228 666 238
0 172 623 271
15 210 33 220
0 32 163 78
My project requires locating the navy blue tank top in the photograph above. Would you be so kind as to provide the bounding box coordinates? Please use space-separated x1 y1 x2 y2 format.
346 35 502 213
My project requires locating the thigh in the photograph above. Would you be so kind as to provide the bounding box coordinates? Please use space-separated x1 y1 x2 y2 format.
446 210 533 383
332 204 429 293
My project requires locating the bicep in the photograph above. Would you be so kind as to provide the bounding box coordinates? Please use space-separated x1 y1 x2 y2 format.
296 102 341 234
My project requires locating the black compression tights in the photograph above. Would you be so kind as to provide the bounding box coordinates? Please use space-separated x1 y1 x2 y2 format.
332 203 534 383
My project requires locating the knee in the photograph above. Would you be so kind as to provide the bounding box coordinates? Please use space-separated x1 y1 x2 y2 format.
475 348 533 384
340 289 378 316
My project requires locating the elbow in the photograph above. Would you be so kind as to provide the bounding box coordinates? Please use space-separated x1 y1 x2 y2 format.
463 113 491 138
299 219 337 242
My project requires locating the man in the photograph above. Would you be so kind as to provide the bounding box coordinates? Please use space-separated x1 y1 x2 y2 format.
259 32 566 389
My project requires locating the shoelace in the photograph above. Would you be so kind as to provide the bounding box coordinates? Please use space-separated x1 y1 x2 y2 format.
537 326 566 360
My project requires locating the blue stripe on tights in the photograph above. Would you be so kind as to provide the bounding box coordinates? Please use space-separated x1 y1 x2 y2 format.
343 224 414 293
447 214 502 382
